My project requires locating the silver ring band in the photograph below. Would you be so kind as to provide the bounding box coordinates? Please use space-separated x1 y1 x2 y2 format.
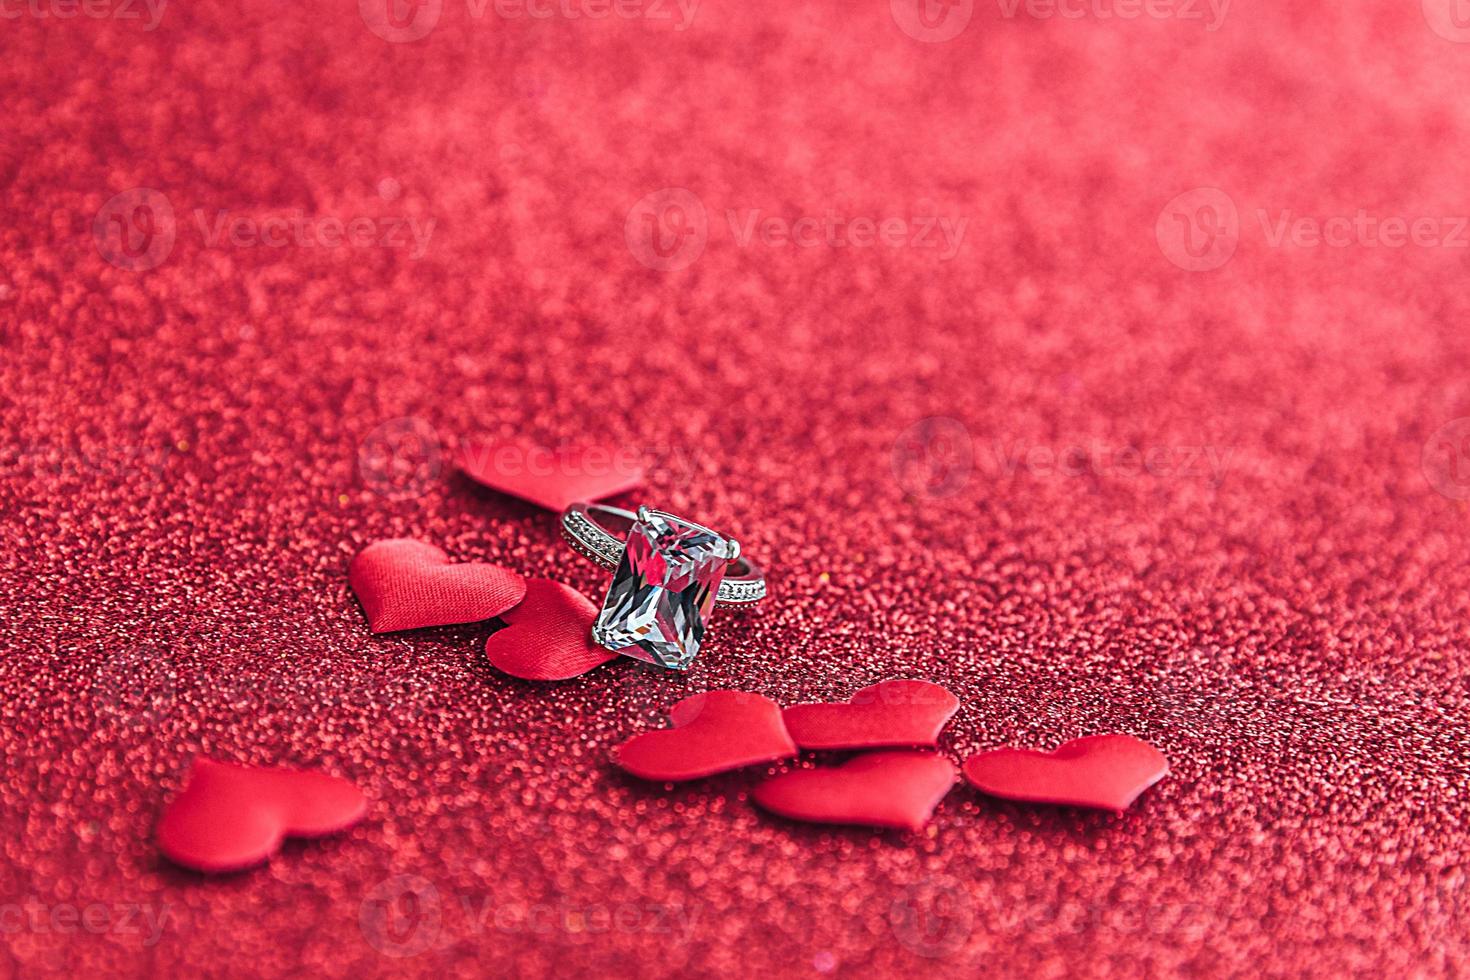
561 502 767 605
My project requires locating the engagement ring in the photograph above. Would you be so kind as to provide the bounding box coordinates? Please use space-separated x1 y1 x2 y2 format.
560 502 766 670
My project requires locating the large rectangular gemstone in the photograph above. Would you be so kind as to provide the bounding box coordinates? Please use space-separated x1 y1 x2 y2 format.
592 511 732 669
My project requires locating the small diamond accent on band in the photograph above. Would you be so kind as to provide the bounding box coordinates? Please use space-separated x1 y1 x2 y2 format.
561 511 621 568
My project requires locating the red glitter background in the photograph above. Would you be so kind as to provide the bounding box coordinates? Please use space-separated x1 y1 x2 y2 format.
3 0 1469 976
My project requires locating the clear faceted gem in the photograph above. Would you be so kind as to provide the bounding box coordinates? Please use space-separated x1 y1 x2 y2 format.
592 512 732 669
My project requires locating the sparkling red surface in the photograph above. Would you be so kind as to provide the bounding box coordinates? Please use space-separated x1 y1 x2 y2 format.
3 0 1470 977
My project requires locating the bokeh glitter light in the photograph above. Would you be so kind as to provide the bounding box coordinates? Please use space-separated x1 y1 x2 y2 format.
2 0 1469 976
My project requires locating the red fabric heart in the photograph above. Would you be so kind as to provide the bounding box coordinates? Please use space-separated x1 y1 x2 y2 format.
752 752 957 831
782 679 959 750
614 691 797 781
458 437 643 512
483 577 618 680
962 734 1169 812
349 539 526 634
156 757 367 873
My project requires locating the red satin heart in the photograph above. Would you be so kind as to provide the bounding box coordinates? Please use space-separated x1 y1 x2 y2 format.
483 578 618 680
752 752 957 831
962 734 1169 812
459 437 643 512
349 539 526 634
615 691 797 781
782 679 959 750
156 757 367 872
